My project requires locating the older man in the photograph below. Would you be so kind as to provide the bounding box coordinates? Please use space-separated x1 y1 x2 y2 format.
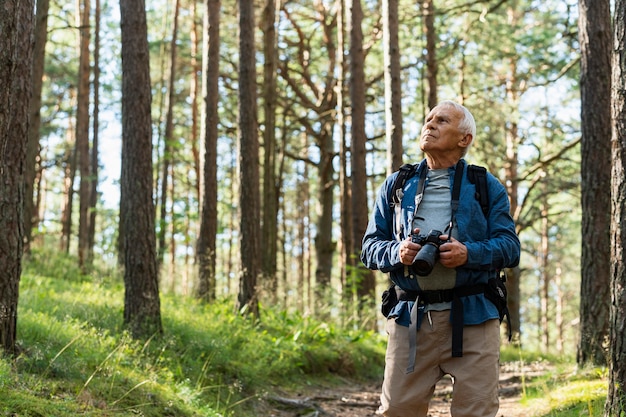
361 100 520 417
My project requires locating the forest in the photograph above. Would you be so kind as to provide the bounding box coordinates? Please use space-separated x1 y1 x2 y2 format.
1 0 626 415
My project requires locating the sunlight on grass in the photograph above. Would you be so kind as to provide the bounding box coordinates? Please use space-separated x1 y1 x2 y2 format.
520 370 608 417
5 248 387 416
9 247 611 417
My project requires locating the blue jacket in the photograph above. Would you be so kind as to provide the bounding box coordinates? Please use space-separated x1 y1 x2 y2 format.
360 159 520 327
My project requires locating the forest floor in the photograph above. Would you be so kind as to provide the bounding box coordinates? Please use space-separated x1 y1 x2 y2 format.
261 361 547 417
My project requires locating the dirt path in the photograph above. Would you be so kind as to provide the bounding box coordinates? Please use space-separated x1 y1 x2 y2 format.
264 362 542 417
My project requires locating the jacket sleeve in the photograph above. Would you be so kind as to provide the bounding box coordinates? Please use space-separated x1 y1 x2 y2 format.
464 175 521 270
360 175 403 273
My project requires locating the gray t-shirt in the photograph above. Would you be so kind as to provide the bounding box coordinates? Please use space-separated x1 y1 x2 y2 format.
412 169 457 309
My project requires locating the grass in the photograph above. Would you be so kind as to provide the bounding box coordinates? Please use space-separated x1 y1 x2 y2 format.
1 248 386 416
500 346 608 417
0 248 611 416
522 367 608 417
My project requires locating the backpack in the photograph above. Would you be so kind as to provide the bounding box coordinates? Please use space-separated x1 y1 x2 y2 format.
385 162 512 341
390 162 488 214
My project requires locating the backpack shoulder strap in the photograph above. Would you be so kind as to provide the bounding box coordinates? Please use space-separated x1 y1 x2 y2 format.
389 163 418 207
467 164 489 217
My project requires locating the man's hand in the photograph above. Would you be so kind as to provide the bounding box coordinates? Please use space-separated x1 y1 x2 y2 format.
399 228 421 265
438 235 468 268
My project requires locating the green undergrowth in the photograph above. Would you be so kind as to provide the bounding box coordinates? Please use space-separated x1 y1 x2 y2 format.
1 249 611 416
500 346 608 417
1 249 386 416
523 367 608 417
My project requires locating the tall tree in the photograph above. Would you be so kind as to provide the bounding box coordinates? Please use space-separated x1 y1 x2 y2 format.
0 0 35 355
278 0 338 308
347 0 375 319
119 0 162 338
189 0 201 204
421 0 437 110
60 102 78 253
197 0 221 302
24 0 50 251
577 0 612 367
261 0 280 299
77 0 92 270
606 0 626 413
87 0 101 265
539 183 551 352
337 0 352 306
237 0 261 316
383 0 403 174
158 0 181 268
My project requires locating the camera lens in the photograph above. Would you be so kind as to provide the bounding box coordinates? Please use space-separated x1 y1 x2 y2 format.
412 243 439 276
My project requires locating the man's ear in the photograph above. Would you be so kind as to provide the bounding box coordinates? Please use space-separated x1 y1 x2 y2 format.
459 134 473 148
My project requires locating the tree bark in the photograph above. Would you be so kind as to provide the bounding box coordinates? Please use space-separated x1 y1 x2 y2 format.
190 0 201 204
606 0 626 413
422 0 437 110
539 189 550 352
77 0 92 270
197 0 221 302
237 0 261 316
347 0 375 321
24 0 50 251
119 0 162 338
60 110 77 254
261 0 280 299
0 0 34 355
88 0 101 266
158 0 181 268
577 0 612 367
383 0 403 174
337 0 353 311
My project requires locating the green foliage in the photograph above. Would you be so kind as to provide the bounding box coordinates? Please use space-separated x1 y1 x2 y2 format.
7 249 386 416
522 369 608 417
499 346 608 417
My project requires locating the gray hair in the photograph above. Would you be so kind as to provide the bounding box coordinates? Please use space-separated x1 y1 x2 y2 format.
437 100 476 139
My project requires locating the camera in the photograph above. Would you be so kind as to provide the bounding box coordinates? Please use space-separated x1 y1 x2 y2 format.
410 230 448 276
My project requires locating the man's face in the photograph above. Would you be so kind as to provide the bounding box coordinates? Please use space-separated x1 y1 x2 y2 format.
419 104 470 155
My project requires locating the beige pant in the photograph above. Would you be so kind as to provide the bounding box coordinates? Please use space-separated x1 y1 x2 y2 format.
380 311 500 417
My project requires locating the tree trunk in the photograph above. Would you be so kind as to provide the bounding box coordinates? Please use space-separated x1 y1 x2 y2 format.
197 0 221 302
337 0 353 312
577 0 612 367
237 0 261 317
297 155 311 311
0 0 34 355
315 0 339 309
422 0 437 110
347 0 375 321
77 0 92 270
158 0 181 268
24 0 50 252
60 120 77 254
383 0 403 174
503 25 522 340
606 0 626 413
314 128 336 308
540 189 550 352
555 264 564 354
261 0 280 301
119 0 162 338
190 0 201 203
88 0 101 266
